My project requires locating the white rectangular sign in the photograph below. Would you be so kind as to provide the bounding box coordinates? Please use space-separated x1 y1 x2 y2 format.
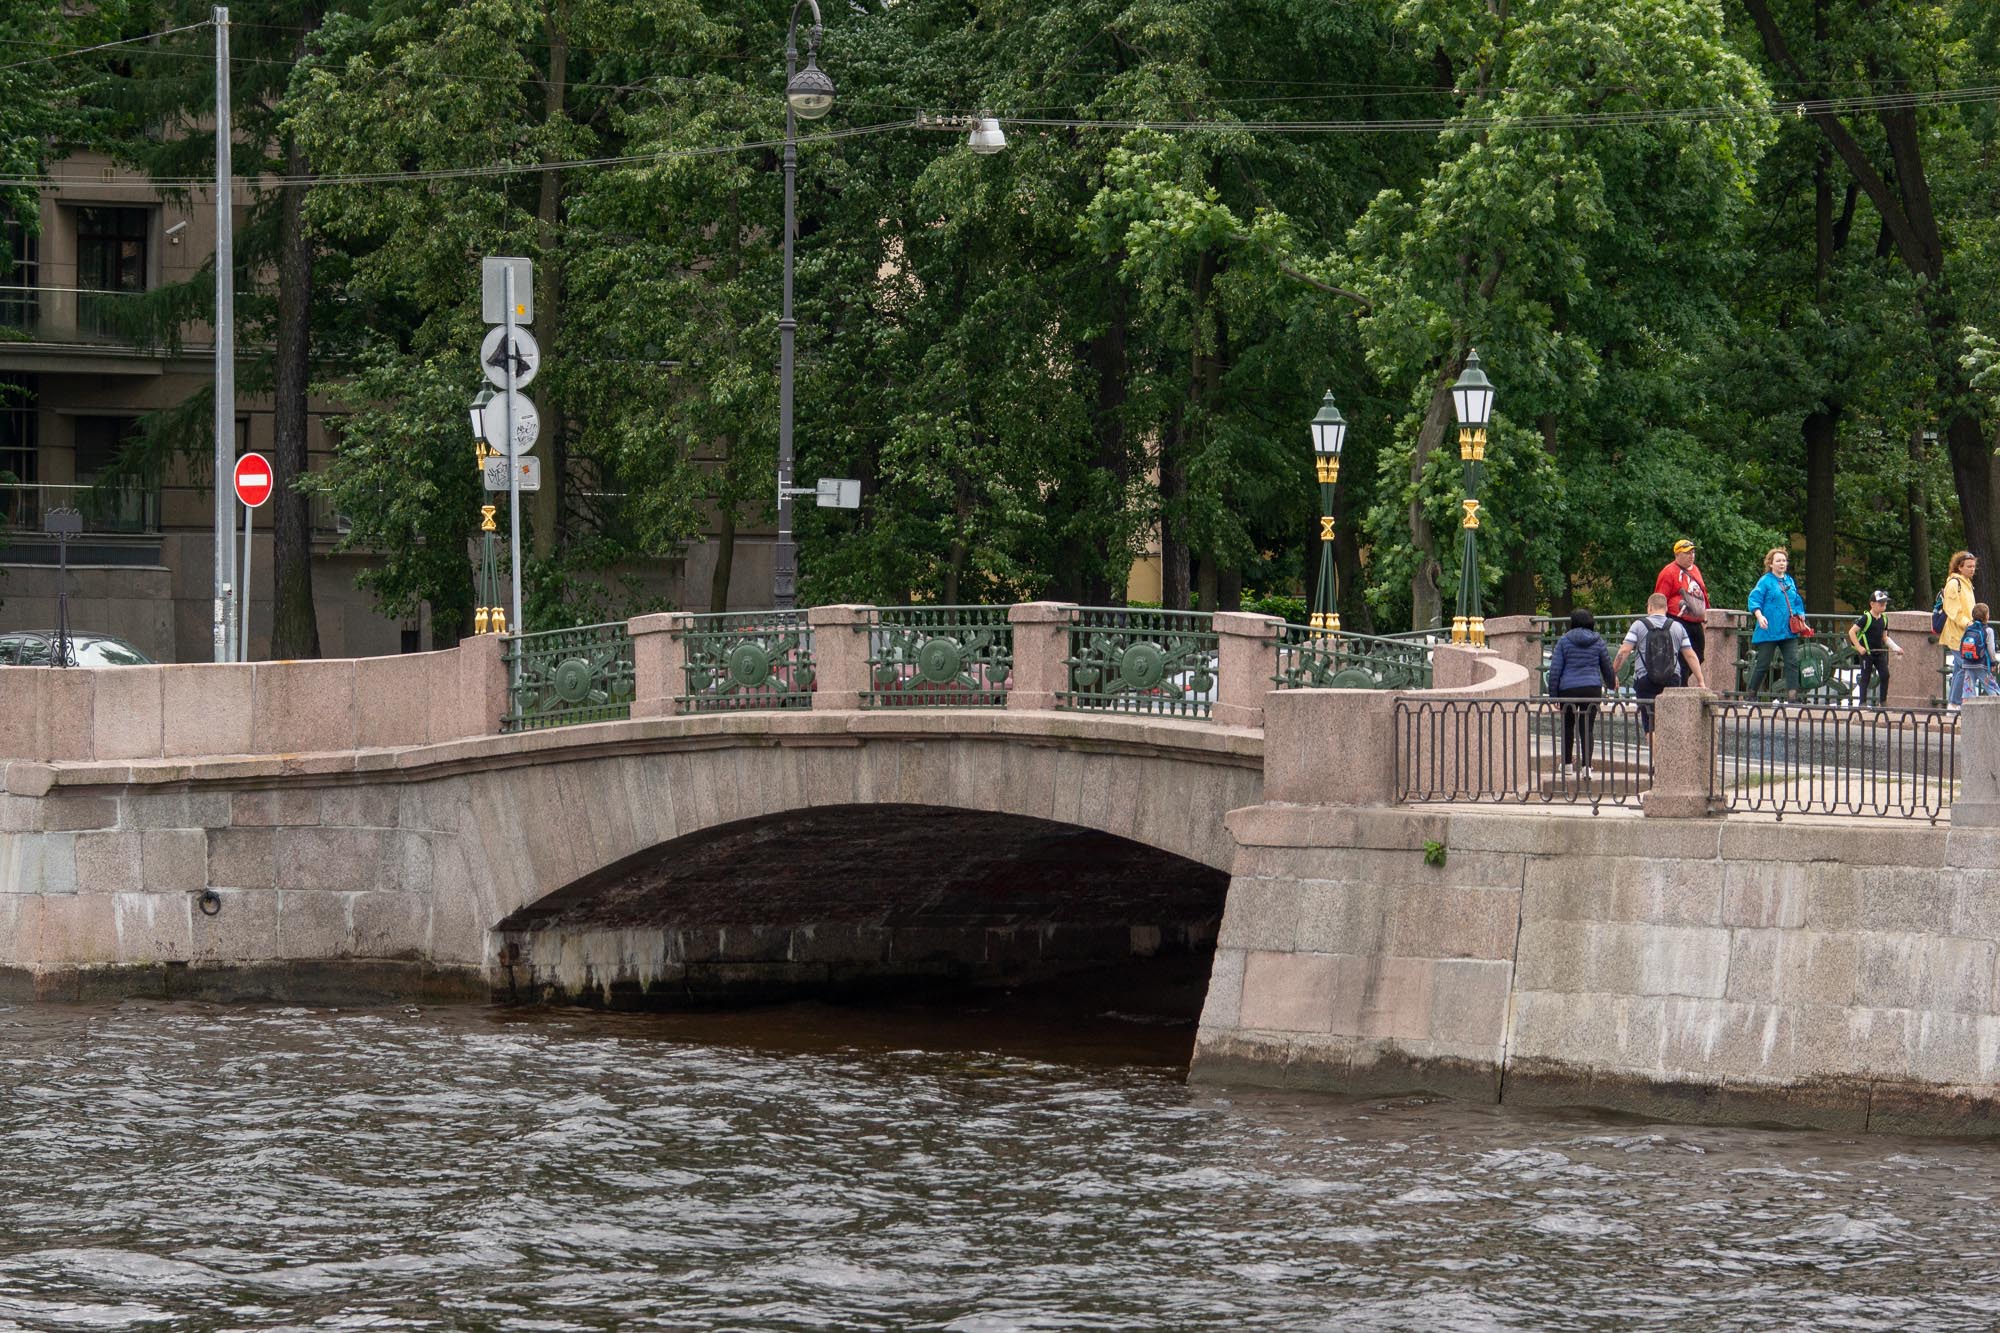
480 256 534 325
484 455 541 493
816 477 860 509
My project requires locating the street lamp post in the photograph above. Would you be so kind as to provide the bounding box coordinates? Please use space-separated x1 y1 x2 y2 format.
1450 348 1496 646
1309 391 1346 633
775 0 834 611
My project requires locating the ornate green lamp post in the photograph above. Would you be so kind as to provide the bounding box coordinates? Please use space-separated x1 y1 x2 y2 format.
1450 349 1496 646
1309 391 1347 633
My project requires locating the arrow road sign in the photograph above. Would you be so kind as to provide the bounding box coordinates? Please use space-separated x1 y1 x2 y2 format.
484 456 541 493
480 325 541 390
480 391 540 458
233 452 274 508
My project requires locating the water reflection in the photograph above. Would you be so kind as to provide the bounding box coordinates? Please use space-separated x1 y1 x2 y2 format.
1 999 1994 1330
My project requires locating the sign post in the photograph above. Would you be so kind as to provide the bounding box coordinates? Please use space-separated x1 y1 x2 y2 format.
479 256 534 662
233 451 273 660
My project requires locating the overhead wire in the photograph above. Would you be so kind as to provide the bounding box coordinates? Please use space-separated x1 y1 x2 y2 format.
0 20 212 74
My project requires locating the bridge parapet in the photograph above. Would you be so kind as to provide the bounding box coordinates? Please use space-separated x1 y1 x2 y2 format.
0 636 507 764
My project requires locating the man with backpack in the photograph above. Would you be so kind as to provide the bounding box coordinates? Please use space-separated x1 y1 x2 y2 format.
1614 593 1709 737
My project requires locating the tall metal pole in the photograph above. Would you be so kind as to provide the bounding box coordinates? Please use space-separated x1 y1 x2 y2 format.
504 264 523 653
212 6 235 661
774 34 799 611
240 501 252 659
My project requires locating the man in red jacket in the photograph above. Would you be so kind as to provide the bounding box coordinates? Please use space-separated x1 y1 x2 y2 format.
1654 539 1710 663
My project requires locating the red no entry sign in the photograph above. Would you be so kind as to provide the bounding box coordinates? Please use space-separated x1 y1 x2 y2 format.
233 452 273 508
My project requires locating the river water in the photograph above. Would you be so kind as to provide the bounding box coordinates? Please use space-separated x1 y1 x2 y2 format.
3 998 1998 1331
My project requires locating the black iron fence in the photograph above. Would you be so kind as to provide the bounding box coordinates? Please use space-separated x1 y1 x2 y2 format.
1393 696 1652 812
1710 702 1957 822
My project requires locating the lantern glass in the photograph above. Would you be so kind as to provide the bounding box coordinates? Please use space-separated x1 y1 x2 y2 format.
1309 392 1346 458
786 59 835 119
1451 349 1495 428
968 116 1007 155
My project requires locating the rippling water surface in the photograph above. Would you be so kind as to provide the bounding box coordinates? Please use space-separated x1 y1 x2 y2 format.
3 999 1999 1330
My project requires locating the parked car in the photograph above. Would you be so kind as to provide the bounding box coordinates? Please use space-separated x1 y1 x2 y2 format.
0 631 155 667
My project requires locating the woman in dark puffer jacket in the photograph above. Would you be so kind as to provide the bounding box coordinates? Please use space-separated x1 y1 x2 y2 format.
1547 609 1617 779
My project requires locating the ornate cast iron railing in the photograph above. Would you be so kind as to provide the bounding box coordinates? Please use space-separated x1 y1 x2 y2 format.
1274 627 1433 690
675 610 815 712
861 606 1012 708
1734 613 1861 702
1393 696 1651 813
502 623 635 732
1061 607 1217 719
1710 701 1956 822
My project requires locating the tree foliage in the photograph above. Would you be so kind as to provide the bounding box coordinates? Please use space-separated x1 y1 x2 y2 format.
24 0 2000 633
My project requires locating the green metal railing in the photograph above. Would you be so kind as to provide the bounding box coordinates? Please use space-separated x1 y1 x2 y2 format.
1735 613 1861 701
861 606 1011 708
1060 607 1217 719
502 622 635 732
1274 627 1433 690
675 610 815 712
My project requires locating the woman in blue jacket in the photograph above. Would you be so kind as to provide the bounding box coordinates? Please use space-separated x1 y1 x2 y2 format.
1547 609 1617 777
1746 548 1805 702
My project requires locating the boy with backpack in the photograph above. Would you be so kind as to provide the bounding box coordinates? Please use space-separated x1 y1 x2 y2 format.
1960 603 2000 699
1613 593 1709 736
1845 590 1903 707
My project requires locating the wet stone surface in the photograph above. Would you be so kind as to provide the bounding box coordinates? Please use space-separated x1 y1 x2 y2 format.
2 999 1998 1330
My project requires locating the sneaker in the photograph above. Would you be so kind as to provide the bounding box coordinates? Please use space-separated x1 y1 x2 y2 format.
1558 763 1573 779
1577 767 1592 782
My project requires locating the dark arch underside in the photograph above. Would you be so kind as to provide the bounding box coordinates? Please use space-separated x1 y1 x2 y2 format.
493 804 1230 1009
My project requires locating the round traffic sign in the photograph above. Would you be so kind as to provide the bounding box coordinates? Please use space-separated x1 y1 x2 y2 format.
480 325 541 389
480 391 540 458
233 452 274 508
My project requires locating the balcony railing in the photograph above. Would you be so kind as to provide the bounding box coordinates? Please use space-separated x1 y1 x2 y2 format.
0 482 159 536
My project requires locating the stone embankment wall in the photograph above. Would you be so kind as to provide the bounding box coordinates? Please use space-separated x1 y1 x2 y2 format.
1193 693 2000 1137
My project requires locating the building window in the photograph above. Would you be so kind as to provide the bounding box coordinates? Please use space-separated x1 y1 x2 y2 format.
73 415 138 483
72 415 155 533
76 206 148 337
0 373 36 484
0 214 37 332
0 373 37 530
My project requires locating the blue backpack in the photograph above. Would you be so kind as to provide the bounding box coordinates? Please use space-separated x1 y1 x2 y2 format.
1933 591 1948 635
1962 624 1992 670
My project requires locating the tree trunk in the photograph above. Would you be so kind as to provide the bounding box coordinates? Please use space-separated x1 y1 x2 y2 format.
1080 290 1131 604
1216 567 1241 613
1907 426 1932 604
1802 407 1839 611
1195 556 1218 615
529 8 567 560
1158 409 1190 610
708 504 736 613
269 129 320 660
1406 374 1456 631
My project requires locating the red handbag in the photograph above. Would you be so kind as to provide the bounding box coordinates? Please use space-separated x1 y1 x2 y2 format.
1789 614 1814 638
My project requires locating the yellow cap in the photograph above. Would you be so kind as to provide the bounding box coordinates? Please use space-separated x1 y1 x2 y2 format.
1672 539 1696 554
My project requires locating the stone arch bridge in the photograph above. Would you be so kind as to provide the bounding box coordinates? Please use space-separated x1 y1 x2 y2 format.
7 603 2000 1134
